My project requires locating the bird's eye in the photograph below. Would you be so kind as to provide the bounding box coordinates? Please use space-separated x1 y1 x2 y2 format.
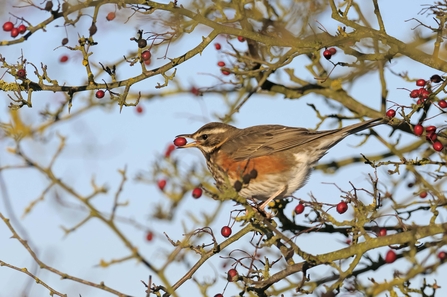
201 134 208 140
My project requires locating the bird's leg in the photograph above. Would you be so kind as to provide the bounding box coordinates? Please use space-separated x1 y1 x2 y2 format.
259 185 287 211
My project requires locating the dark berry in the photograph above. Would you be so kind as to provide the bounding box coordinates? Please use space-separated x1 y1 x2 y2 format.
214 294 223 297
336 201 348 214
89 22 97 36
192 187 203 199
3 21 13 32
157 179 167 191
191 86 200 96
138 39 147 48
17 24 26 34
430 74 443 83
173 137 187 147
44 1 53 11
16 69 26 79
433 141 444 151
323 49 332 60
385 250 397 263
95 90 105 98
386 109 396 118
413 124 424 136
221 226 232 237
61 38 69 46
416 79 426 87
141 50 151 61
294 203 305 214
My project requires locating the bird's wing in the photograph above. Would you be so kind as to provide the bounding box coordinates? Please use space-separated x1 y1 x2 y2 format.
222 125 334 161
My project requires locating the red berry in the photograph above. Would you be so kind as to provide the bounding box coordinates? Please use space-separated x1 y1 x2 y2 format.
3 21 13 32
419 191 428 198
217 61 226 67
433 141 444 151
164 144 176 158
214 43 221 50
16 69 26 79
221 226 232 237
237 36 245 42
11 27 19 38
413 124 424 136
95 90 105 98
438 251 447 261
438 99 447 109
328 47 337 55
17 24 26 34
106 12 116 21
409 89 420 98
214 294 224 297
419 88 430 99
386 109 396 118
430 74 443 83
173 137 187 147
60 55 69 63
146 231 154 241
336 201 348 214
378 228 387 237
192 187 203 199
227 268 238 282
294 203 305 214
157 179 167 191
416 79 426 87
221 69 230 75
136 105 144 114
426 132 437 142
141 50 151 61
417 98 424 105
323 49 332 60
426 125 437 133
385 250 397 263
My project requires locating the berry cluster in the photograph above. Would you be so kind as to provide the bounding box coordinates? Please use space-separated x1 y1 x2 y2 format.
3 21 27 38
323 47 337 60
413 123 444 152
408 75 445 107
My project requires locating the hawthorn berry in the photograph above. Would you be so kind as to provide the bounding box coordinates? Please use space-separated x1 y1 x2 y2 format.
336 201 348 214
419 191 428 198
378 228 387 237
416 79 426 87
44 1 53 11
173 137 187 147
136 105 144 114
214 43 221 50
106 12 116 21
16 69 26 79
61 38 69 46
409 89 420 98
192 187 203 199
426 132 437 142
385 250 397 263
141 50 151 61
438 99 447 109
386 109 396 118
217 61 226 67
146 231 154 241
164 144 176 158
294 203 305 214
157 179 167 191
60 55 69 63
438 251 447 261
221 69 230 75
323 49 332 60
10 28 19 38
433 141 444 151
413 124 424 136
237 36 245 42
430 74 443 83
214 294 224 297
3 21 13 32
18 24 26 34
95 90 105 99
221 226 232 237
328 47 337 55
138 39 147 48
426 125 437 133
227 268 238 282
419 88 430 99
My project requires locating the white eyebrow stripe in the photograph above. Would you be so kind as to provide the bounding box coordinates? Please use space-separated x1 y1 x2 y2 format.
198 128 228 135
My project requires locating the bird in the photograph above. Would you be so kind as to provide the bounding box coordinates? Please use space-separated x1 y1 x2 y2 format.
176 118 384 210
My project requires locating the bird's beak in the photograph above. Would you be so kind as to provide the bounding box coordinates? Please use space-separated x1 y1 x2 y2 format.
175 134 197 148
